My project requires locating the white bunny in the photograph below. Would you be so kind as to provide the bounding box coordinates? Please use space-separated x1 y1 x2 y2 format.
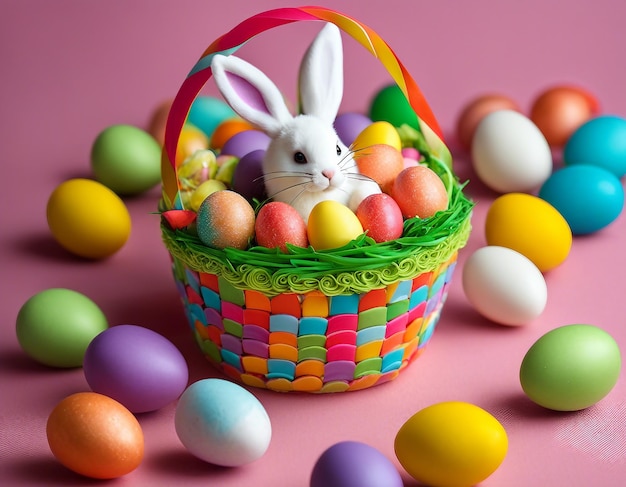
210 22 381 223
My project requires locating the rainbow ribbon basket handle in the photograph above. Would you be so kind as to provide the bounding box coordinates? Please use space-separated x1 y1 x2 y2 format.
162 6 451 209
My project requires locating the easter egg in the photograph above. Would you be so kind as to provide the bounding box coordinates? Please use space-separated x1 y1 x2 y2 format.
471 110 552 193
174 378 271 466
529 85 599 147
520 324 621 411
147 98 173 145
221 129 270 158
564 115 626 177
334 112 372 147
210 118 255 150
196 190 255 250
255 202 308 252
83 324 189 413
47 392 144 479
462 246 547 326
310 441 403 487
356 193 404 243
369 84 418 130
187 95 236 138
91 124 162 195
47 178 131 259
16 288 108 368
485 193 572 272
395 401 508 487
353 121 402 152
175 123 210 167
539 164 624 235
391 166 449 219
232 149 267 202
354 144 403 193
307 200 364 250
455 94 520 150
189 179 227 211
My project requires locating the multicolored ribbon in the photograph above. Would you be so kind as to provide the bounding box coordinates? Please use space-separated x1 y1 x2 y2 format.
162 6 447 208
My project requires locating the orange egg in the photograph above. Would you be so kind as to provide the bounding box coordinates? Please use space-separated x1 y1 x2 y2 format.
147 98 173 146
176 124 210 167
210 118 256 151
456 94 520 151
355 144 404 193
391 166 449 218
530 85 600 147
46 392 144 479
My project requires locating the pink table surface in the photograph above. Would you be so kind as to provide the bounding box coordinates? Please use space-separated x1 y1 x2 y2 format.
2 1 626 486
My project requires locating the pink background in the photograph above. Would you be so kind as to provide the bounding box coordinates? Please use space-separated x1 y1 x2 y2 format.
2 1 626 485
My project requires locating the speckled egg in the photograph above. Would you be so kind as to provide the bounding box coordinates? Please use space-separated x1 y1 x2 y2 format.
174 378 271 466
255 201 308 252
391 165 449 218
196 190 255 249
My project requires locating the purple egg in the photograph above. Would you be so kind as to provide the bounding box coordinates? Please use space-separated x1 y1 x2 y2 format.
310 441 403 487
83 324 189 413
334 112 372 147
221 130 270 158
232 149 267 203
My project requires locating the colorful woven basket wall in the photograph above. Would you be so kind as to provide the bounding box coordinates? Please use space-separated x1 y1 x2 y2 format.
160 6 473 393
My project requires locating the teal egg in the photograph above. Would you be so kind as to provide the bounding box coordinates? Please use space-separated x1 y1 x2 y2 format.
16 288 109 368
538 164 624 235
564 115 626 177
369 84 418 130
91 124 162 195
187 96 236 138
520 324 621 411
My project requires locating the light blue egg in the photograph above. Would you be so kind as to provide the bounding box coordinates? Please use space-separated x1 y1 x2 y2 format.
188 96 236 138
539 164 624 235
563 115 626 178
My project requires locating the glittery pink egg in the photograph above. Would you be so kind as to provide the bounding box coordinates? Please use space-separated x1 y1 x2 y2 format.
196 190 256 249
356 193 404 243
255 202 308 252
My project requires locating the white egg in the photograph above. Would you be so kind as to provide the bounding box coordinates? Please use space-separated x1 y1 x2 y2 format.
472 110 553 193
462 246 548 326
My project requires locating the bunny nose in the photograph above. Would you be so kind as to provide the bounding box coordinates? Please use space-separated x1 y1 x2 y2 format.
322 169 335 180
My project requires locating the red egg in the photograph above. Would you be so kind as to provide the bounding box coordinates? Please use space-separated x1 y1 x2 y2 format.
391 166 449 219
456 94 520 151
530 85 600 147
255 201 308 252
356 194 404 243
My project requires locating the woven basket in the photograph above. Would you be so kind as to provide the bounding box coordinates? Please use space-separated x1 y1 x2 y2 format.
160 7 473 393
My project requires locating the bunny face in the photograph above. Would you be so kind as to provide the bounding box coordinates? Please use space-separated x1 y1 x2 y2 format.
211 22 381 222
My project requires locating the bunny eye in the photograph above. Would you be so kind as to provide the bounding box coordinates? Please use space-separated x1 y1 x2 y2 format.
293 152 307 164
336 145 342 156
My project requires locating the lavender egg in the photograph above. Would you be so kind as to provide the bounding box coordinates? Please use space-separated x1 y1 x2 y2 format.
334 112 372 147
232 149 268 202
221 130 270 158
311 441 403 487
83 324 189 413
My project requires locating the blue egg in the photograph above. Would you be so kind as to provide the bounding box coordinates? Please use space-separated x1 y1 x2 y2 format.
187 96 236 138
539 164 624 235
563 115 626 177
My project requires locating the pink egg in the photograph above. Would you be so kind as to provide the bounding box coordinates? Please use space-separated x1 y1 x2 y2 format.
356 193 404 243
255 202 308 252
391 166 449 219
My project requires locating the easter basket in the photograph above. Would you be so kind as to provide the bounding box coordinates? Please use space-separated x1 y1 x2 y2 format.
160 7 473 393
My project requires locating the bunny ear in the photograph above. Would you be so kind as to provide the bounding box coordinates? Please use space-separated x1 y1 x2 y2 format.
298 23 344 124
211 54 292 136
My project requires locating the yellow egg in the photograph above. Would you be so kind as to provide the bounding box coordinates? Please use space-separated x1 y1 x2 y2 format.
307 200 364 250
47 179 131 259
395 401 508 487
352 121 402 152
485 193 572 272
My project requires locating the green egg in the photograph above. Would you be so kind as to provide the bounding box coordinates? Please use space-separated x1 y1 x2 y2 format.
16 288 108 368
369 84 419 130
520 324 621 411
91 124 162 195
